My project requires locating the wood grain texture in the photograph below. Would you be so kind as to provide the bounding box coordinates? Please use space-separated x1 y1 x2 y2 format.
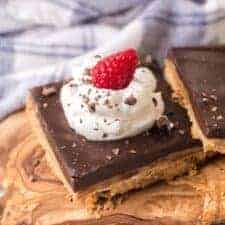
57 215 196 225
1 111 225 225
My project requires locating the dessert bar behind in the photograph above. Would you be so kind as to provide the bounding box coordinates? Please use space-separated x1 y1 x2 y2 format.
165 46 225 153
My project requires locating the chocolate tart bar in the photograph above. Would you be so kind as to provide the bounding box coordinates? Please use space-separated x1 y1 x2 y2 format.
1 126 222 225
26 64 205 209
165 46 225 153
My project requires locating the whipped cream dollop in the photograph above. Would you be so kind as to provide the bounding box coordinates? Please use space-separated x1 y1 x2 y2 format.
60 55 165 141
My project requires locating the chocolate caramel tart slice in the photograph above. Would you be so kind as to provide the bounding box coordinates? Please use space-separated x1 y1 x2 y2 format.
165 46 225 153
26 64 205 209
2 132 221 225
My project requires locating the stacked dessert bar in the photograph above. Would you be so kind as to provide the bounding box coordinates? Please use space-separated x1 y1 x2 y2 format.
2 46 225 225
26 49 206 211
165 46 225 153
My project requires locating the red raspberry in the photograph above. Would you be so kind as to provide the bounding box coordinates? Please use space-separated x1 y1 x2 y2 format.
91 48 138 90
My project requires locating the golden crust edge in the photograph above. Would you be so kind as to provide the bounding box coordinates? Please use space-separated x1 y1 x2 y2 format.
164 58 225 153
26 94 75 194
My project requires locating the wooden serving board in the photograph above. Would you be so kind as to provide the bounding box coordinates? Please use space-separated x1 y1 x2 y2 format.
1 111 225 225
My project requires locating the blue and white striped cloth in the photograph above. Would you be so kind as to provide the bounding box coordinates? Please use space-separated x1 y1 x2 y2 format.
0 0 225 120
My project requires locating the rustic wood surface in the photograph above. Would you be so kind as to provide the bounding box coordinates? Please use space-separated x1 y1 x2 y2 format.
1 111 225 225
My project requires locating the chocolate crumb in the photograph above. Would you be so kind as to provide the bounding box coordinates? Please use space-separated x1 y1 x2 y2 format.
201 92 207 97
80 118 83 124
102 133 108 138
106 155 112 160
104 99 110 105
72 143 77 148
217 115 223 120
178 129 185 135
112 148 120 155
210 94 218 101
130 149 136 154
202 97 209 103
43 102 48 108
42 86 57 96
152 97 158 107
156 115 174 133
124 95 137 106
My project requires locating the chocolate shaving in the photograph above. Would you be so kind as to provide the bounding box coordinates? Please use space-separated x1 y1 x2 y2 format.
94 55 101 58
88 88 92 95
88 103 96 113
104 99 109 105
112 148 120 155
124 95 137 106
156 115 175 134
84 68 91 75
